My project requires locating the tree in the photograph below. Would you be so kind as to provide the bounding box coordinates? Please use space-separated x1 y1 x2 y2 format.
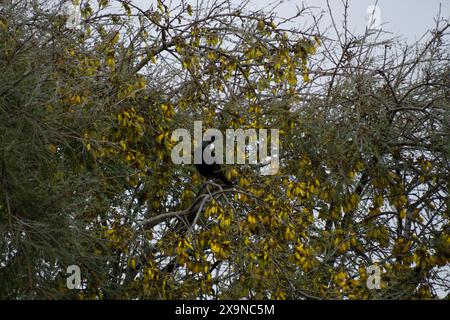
0 0 448 299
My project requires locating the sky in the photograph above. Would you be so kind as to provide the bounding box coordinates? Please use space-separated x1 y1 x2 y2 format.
244 0 450 43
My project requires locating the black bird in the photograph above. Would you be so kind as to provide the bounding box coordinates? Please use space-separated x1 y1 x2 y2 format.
195 137 233 186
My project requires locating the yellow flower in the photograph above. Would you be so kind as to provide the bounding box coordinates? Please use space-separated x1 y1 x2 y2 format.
106 57 115 67
247 214 257 225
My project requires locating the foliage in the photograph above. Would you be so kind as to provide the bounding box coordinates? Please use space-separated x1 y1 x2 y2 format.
0 0 449 299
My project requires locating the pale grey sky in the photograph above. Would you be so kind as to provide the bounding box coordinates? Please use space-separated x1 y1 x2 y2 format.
248 0 450 43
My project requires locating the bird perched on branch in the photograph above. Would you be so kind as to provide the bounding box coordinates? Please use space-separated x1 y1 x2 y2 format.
195 137 233 186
